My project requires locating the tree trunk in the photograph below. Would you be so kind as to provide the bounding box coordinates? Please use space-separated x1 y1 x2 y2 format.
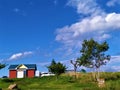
97 68 100 81
74 65 77 79
91 67 96 81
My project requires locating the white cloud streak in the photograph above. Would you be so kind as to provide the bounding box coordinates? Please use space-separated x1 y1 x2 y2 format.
8 51 33 61
107 0 120 7
101 55 120 72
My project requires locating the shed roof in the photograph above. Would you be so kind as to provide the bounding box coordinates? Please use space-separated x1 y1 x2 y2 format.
8 64 37 70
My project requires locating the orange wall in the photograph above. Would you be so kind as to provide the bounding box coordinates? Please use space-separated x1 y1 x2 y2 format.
27 69 35 78
9 70 17 78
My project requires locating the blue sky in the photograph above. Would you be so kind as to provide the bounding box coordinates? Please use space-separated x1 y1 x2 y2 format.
1 0 120 77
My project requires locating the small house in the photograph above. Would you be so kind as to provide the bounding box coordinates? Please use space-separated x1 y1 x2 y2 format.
8 64 37 78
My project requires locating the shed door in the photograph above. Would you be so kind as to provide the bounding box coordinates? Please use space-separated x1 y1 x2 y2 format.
17 71 24 78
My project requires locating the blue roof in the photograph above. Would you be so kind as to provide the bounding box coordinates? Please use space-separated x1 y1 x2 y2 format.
8 65 18 70
8 64 37 70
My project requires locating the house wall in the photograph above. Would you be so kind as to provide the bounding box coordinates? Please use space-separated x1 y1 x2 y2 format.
27 69 35 78
9 70 17 78
17 70 24 78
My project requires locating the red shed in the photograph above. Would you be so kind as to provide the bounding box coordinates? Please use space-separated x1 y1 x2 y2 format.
8 64 37 78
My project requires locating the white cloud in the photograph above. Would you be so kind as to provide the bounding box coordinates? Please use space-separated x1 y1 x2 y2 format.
24 51 33 56
67 0 105 16
9 53 22 60
56 0 107 49
111 66 120 71
107 0 120 7
56 13 120 49
8 51 33 61
101 55 120 72
107 56 120 64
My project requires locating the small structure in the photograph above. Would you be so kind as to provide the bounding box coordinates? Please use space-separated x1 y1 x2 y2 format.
41 72 55 77
35 70 40 77
8 64 37 78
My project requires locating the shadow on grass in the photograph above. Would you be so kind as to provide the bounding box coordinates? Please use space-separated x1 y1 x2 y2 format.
1 78 14 83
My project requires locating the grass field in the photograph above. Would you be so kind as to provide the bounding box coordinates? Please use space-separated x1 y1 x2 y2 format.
0 72 120 90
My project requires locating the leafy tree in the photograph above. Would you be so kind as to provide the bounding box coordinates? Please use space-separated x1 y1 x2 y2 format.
47 59 66 78
77 39 110 81
47 59 56 73
0 63 6 70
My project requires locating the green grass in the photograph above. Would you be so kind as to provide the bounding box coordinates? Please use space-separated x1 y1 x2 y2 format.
0 72 120 90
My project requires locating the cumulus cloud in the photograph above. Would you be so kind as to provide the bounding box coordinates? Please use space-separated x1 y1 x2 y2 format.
67 0 105 16
8 51 33 61
55 0 120 52
56 13 120 48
